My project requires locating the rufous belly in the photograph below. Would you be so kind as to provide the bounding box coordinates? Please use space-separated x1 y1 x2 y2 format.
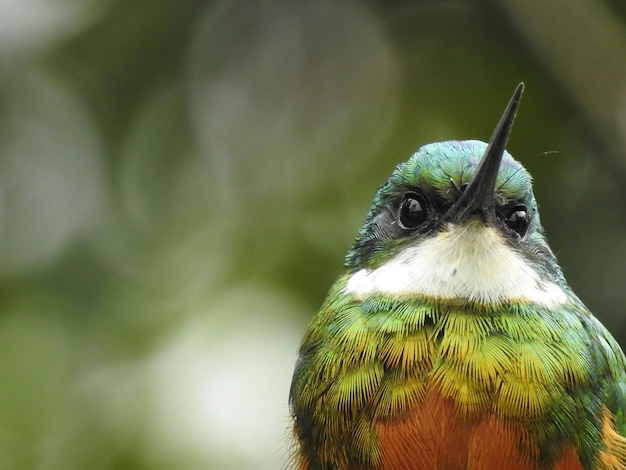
375 386 584 470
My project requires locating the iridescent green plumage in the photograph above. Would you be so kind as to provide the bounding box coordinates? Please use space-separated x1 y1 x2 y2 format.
290 86 626 469
292 278 626 468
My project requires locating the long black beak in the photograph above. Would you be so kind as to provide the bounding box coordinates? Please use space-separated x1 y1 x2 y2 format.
445 83 524 224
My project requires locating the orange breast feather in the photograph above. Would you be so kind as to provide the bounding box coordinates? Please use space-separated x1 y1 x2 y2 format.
374 386 584 470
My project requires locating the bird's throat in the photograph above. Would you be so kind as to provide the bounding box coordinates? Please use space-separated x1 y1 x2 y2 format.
343 222 567 308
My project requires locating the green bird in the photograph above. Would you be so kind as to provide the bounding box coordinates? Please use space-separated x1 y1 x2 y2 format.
289 84 626 470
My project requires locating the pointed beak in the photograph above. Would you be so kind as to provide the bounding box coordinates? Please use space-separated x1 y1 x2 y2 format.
445 83 524 225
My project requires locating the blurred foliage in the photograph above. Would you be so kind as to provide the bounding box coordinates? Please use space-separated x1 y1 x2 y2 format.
0 0 624 469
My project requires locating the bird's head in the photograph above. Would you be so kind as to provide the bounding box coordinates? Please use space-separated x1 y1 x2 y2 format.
343 84 568 307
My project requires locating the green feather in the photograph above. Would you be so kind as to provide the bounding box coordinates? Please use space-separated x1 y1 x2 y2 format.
291 280 625 467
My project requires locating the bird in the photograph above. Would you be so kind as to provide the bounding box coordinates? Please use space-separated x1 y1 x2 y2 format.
289 83 626 469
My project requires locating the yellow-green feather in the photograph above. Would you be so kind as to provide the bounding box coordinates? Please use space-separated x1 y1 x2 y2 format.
290 274 626 469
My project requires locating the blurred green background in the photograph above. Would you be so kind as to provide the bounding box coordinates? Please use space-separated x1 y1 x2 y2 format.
0 0 625 469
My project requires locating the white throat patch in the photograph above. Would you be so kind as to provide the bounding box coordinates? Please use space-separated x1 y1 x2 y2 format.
343 223 567 307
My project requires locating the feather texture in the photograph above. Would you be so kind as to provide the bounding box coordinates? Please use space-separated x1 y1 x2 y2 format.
290 284 626 469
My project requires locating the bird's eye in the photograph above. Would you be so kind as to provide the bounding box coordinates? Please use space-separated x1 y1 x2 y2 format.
398 192 428 230
504 205 529 237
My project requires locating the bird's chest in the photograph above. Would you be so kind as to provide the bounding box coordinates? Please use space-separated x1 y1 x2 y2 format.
354 303 590 421
317 303 592 468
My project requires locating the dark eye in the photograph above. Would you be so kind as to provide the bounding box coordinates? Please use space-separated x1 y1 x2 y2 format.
504 205 529 237
398 192 428 230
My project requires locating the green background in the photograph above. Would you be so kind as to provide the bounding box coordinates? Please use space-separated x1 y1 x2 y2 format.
0 0 625 468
